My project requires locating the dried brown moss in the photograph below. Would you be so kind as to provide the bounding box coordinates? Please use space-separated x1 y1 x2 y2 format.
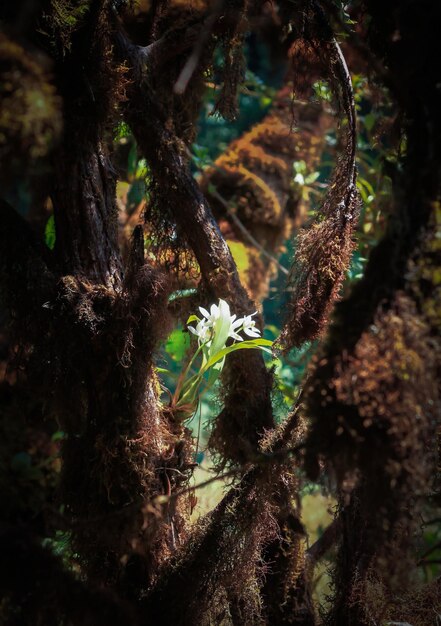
307 291 438 517
278 16 360 350
304 290 440 624
360 574 441 626
141 468 275 625
282 210 358 347
50 264 193 587
214 0 248 121
208 341 274 467
50 0 92 51
47 0 129 149
143 407 308 625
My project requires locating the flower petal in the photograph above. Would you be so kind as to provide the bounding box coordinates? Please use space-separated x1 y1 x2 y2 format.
218 299 230 319
244 328 260 337
199 306 210 319
231 318 244 329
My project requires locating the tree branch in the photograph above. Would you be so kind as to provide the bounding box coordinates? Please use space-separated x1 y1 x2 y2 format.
306 516 341 566
118 29 275 461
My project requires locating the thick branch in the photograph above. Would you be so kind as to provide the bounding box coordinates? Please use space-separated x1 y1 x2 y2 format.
119 31 275 459
52 144 123 288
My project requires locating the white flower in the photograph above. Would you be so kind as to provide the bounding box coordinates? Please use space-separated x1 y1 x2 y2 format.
241 312 260 338
188 318 211 344
188 299 261 346
228 315 244 342
198 303 221 327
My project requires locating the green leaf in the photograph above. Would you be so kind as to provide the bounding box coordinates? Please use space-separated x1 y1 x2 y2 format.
114 121 131 141
169 289 198 302
165 328 190 362
206 356 225 387
176 374 202 408
201 338 273 373
135 158 149 179
44 215 56 250
305 171 320 185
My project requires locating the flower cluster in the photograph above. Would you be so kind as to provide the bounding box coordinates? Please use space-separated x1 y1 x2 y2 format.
188 299 260 345
169 298 271 420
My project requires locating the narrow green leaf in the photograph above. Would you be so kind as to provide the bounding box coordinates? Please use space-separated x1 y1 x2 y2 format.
44 215 56 250
201 339 273 373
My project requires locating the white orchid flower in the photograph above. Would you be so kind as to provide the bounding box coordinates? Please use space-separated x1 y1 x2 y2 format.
209 299 233 354
241 312 261 338
189 299 261 345
198 302 221 327
188 318 211 344
228 315 244 341
177 299 272 421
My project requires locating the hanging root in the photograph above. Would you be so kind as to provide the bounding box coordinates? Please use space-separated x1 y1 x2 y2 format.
309 293 438 620
278 4 360 351
213 0 248 121
141 467 277 625
260 419 316 625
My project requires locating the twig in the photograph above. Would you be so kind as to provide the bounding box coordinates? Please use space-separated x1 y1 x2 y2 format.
209 187 290 275
174 0 225 94
306 516 341 566
158 440 306 504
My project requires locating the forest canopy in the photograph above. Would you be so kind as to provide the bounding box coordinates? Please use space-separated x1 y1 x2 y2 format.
0 1 440 624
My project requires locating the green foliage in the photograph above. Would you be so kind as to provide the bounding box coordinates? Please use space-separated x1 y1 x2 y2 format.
113 121 131 142
313 80 332 103
165 327 190 364
292 160 322 202
44 214 56 250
